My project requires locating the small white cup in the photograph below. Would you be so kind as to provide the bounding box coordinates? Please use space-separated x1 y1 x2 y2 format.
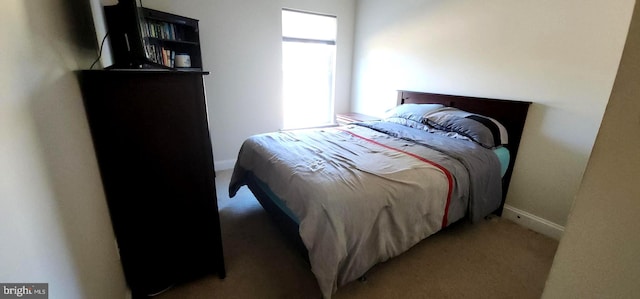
175 54 191 68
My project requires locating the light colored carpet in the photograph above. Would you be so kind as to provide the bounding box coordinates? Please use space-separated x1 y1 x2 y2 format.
156 170 558 299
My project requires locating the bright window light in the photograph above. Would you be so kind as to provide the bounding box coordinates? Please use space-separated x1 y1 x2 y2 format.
282 9 337 129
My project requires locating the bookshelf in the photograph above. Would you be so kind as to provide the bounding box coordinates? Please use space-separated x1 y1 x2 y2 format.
139 8 203 70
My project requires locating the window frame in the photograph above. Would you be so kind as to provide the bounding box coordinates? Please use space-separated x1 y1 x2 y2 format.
281 8 338 129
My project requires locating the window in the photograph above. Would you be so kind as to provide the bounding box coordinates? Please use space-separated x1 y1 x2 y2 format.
282 9 337 129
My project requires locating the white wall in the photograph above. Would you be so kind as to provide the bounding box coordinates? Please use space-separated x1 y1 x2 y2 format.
140 0 357 170
543 2 640 296
0 0 126 298
351 0 634 227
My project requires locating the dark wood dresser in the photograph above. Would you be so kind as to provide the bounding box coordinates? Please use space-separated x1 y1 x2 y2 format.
78 70 225 297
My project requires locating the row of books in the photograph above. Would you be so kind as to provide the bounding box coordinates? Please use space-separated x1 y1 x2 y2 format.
145 45 177 68
140 20 183 41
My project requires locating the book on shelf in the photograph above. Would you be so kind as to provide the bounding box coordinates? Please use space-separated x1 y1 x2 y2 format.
141 20 181 41
144 44 176 68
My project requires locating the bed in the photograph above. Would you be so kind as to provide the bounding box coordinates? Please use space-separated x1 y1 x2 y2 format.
229 90 531 298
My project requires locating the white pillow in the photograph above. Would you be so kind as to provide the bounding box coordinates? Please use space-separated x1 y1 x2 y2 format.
384 104 444 122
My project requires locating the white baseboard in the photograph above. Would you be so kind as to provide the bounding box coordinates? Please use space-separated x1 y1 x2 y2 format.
502 204 565 240
215 159 237 171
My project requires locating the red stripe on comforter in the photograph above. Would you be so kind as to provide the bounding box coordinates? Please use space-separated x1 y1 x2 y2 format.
337 128 454 228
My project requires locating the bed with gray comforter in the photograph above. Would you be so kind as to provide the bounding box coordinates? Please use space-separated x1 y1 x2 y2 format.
229 121 502 298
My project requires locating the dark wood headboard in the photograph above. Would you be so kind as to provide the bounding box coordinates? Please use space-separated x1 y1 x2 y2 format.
397 90 531 215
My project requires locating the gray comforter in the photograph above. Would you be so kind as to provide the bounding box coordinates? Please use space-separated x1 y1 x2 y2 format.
229 122 502 298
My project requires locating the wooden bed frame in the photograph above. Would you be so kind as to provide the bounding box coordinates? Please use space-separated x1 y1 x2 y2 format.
245 90 531 261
